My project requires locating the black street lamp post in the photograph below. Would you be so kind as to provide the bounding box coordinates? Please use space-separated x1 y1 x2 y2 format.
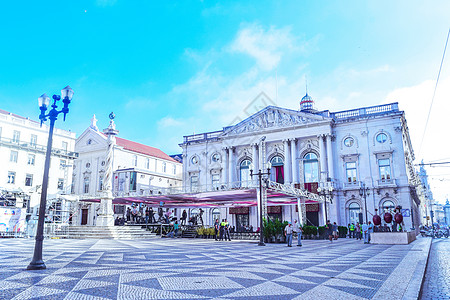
27 86 74 271
359 183 370 224
250 164 271 247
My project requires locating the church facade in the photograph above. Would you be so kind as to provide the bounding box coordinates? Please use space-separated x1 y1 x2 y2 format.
72 115 182 225
179 94 421 231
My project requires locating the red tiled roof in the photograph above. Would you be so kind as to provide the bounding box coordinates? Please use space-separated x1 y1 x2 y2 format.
0 109 39 124
115 136 179 163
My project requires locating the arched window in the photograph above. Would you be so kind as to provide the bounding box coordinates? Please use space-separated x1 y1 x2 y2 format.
211 208 220 224
382 200 395 211
348 202 361 225
240 159 252 187
270 156 284 183
303 153 319 183
190 208 199 218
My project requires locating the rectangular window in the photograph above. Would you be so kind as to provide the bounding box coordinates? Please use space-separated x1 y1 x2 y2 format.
173 165 176 175
58 178 64 190
190 175 199 192
7 171 16 184
130 172 137 191
10 150 18 163
84 177 90 193
146 158 150 169
162 162 166 173
25 174 33 186
28 154 35 165
62 141 68 151
60 159 66 169
13 130 20 143
346 162 357 183
99 175 104 191
133 155 137 167
0 126 2 138
30 134 37 146
379 159 391 180
212 174 220 189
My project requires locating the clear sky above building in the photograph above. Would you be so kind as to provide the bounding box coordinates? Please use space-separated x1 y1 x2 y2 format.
0 0 449 201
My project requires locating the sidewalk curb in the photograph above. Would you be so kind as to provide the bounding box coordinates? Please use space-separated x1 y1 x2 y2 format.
402 237 432 300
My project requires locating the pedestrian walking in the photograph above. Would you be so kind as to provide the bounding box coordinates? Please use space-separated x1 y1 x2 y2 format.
326 220 333 242
126 207 131 223
199 209 204 226
219 219 225 241
332 222 338 240
368 221 374 242
174 221 179 237
181 209 187 226
355 222 361 240
214 219 219 241
362 222 369 244
348 223 355 238
224 219 231 241
149 207 156 223
284 222 293 247
293 219 303 246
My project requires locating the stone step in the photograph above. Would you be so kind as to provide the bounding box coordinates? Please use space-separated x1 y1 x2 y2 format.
54 225 158 239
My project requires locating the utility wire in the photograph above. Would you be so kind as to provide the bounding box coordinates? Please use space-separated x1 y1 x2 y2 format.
415 161 450 166
418 28 450 157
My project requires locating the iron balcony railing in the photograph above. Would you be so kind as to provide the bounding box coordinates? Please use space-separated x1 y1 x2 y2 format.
0 136 78 158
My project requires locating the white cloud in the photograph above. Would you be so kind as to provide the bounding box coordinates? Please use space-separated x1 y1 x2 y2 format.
384 76 450 202
157 116 185 128
229 24 298 71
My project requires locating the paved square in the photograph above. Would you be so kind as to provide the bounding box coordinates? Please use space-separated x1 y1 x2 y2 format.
0 237 429 299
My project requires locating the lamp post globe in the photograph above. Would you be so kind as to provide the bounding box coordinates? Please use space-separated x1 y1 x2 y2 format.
27 86 73 271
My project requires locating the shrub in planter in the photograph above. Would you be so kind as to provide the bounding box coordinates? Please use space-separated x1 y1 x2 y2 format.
338 226 348 238
318 226 326 239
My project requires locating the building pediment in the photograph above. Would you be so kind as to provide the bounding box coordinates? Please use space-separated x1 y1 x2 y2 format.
75 127 108 151
223 106 330 136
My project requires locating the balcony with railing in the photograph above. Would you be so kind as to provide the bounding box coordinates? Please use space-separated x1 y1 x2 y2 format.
330 102 399 121
0 136 78 159
376 178 397 187
183 130 223 143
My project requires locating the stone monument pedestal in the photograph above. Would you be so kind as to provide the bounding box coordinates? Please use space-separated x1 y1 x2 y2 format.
96 198 114 227
371 231 416 245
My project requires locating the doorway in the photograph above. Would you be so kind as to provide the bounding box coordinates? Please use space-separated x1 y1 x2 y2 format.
81 209 88 225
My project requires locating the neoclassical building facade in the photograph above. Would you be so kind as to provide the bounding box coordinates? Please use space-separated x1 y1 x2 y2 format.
179 94 420 231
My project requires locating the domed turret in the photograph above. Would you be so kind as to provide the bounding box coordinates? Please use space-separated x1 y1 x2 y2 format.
300 93 315 112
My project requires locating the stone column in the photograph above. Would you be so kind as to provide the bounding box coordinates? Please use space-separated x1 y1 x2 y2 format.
326 134 334 180
222 148 228 185
97 113 119 227
252 143 259 185
283 139 291 183
228 147 234 186
318 134 327 182
290 138 298 184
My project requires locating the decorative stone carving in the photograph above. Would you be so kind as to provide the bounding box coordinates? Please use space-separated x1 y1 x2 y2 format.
228 108 320 134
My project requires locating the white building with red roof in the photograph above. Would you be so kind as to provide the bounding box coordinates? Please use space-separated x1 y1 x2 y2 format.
73 115 182 225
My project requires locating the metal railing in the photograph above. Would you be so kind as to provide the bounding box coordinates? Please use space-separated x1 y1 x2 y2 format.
0 136 78 158
330 103 399 120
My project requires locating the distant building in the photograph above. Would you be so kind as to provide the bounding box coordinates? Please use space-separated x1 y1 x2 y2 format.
73 115 182 225
179 93 421 231
0 108 77 216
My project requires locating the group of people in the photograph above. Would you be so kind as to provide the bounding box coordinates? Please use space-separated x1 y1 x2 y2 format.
214 219 231 241
347 221 374 244
284 220 303 247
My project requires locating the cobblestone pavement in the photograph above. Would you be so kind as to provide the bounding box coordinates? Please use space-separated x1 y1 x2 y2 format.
0 237 429 300
420 238 450 300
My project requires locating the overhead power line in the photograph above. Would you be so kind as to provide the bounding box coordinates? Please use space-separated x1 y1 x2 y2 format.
415 161 450 167
418 27 450 157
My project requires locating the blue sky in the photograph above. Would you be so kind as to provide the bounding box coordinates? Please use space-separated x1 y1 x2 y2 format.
1 1 450 200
